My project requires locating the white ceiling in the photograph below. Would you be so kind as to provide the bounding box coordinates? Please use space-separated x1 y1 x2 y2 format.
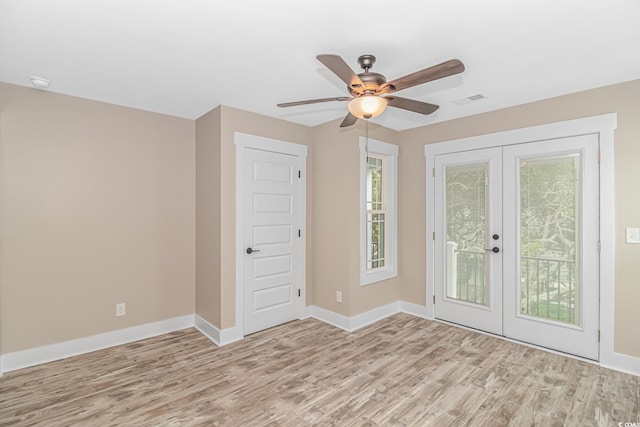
1 0 639 131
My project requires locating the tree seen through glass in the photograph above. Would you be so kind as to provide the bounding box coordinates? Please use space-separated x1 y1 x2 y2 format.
443 155 580 325
519 154 579 325
367 156 385 269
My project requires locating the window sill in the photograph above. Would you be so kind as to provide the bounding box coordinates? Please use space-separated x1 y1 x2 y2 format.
360 268 397 286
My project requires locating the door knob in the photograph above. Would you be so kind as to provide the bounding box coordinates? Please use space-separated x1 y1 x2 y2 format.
484 247 500 253
246 247 261 254
492 234 500 240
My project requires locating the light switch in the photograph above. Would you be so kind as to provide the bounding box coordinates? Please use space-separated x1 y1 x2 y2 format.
625 227 640 244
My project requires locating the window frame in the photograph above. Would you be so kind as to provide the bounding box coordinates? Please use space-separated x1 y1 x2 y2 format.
360 137 398 286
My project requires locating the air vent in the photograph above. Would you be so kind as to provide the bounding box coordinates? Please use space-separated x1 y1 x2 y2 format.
453 94 487 106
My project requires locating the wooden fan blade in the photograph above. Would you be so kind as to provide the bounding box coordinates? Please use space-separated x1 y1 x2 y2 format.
340 112 358 128
317 54 365 90
277 97 351 108
385 96 439 115
382 59 465 93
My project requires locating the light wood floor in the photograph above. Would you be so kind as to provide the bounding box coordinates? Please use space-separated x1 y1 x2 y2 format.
0 314 638 426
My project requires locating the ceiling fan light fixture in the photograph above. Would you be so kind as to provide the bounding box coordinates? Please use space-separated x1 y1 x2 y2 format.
348 95 387 119
278 54 464 127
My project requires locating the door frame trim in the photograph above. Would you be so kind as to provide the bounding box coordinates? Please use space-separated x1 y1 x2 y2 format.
235 132 308 337
425 113 617 363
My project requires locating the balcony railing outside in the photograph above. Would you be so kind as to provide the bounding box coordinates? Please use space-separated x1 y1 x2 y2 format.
452 250 486 305
450 249 576 324
521 255 576 324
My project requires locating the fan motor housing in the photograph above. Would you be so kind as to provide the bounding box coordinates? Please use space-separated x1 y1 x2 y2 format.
349 72 386 95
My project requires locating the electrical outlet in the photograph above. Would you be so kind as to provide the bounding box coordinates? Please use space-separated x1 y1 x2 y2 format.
336 291 343 303
115 303 126 317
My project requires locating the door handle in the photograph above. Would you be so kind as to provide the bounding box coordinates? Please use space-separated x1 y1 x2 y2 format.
484 247 500 253
246 247 261 254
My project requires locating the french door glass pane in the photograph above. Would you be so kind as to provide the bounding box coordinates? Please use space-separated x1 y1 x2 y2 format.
445 164 489 306
519 154 580 325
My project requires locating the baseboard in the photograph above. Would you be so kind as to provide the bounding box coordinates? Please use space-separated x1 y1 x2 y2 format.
600 350 640 377
194 314 221 345
300 305 312 319
1 314 194 374
308 306 352 331
350 302 400 331
194 314 244 347
399 301 432 319
309 302 401 332
220 325 244 345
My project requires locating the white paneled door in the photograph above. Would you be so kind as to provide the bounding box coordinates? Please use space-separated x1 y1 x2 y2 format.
242 147 304 336
434 134 600 360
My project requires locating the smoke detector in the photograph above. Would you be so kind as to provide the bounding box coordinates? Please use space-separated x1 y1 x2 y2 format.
30 76 50 89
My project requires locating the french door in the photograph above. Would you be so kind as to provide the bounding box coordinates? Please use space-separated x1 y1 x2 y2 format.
434 148 503 335
434 134 600 360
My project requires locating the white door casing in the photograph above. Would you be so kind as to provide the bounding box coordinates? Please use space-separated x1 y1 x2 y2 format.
235 133 307 337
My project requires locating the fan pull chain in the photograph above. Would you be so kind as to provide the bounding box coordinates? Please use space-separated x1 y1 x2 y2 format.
364 119 369 156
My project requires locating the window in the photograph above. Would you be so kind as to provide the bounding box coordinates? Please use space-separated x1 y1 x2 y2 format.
366 155 385 269
360 137 398 285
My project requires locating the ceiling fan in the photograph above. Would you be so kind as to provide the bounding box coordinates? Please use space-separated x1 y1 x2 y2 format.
277 54 465 127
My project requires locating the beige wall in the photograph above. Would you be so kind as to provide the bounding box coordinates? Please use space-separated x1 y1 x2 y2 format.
0 83 196 353
312 119 401 317
195 106 222 327
400 79 640 358
2 76 638 362
216 106 313 329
